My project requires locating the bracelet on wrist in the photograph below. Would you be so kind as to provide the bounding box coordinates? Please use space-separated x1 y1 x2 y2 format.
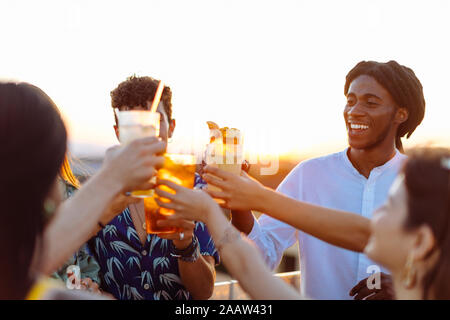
172 236 197 256
178 245 200 263
170 236 200 262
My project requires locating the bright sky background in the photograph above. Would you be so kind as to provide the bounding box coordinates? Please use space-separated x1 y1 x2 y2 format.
1 0 449 160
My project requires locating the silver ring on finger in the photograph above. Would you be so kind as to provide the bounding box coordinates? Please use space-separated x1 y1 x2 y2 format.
179 232 185 241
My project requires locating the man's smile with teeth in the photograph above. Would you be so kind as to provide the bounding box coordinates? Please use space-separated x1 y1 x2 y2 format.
349 123 369 130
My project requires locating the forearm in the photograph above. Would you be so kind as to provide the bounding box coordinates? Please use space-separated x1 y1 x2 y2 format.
256 187 370 252
230 210 255 235
178 255 216 300
41 169 122 275
205 208 300 300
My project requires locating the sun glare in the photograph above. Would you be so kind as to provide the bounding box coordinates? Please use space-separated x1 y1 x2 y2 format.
0 0 449 162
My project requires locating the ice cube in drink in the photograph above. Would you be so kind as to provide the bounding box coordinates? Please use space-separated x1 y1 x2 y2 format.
119 125 157 144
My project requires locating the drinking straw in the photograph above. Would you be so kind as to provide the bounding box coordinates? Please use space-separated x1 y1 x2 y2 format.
149 80 165 113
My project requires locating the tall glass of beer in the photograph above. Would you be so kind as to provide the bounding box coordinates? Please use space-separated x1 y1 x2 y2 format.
145 153 196 234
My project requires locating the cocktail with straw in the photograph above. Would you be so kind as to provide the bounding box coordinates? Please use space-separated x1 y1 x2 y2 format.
118 81 197 234
116 80 165 198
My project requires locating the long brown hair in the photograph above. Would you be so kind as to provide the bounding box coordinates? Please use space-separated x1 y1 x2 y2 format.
0 82 67 299
403 148 450 299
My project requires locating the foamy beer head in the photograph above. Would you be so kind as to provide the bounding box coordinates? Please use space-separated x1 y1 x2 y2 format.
117 110 160 144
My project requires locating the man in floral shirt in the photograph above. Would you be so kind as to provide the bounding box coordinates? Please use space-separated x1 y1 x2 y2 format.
88 76 219 300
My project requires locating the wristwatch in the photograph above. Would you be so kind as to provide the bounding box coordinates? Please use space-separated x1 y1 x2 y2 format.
170 236 200 263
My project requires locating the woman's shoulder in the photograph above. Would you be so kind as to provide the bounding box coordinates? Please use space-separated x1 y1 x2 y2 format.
27 277 112 300
42 287 112 300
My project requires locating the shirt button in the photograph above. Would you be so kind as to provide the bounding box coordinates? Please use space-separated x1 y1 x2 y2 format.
142 250 147 256
143 284 150 290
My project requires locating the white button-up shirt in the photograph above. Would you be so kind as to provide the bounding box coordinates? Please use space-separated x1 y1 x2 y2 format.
248 148 407 300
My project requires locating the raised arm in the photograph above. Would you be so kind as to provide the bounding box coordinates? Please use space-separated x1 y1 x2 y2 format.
41 137 165 275
154 180 301 300
203 166 370 253
203 205 300 300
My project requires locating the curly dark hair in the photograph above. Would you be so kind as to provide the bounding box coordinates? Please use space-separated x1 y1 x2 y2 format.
110 75 173 123
344 60 425 152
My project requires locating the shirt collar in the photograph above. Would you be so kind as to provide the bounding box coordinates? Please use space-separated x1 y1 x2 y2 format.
342 147 406 179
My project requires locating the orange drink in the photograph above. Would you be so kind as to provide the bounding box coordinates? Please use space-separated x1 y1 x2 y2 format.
205 123 243 205
143 192 175 234
145 153 196 234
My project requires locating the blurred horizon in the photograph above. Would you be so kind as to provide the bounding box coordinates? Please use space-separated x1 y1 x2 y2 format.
69 136 450 161
1 0 449 163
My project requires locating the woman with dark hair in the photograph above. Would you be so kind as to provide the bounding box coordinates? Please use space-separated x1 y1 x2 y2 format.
0 81 165 299
366 148 450 299
155 148 450 299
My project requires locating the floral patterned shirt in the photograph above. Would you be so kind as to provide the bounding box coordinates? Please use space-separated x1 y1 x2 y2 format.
88 175 219 300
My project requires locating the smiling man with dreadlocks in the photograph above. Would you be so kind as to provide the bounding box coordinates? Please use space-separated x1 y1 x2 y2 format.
230 60 426 300
344 60 425 154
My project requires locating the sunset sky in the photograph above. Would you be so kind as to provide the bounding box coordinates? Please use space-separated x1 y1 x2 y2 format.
1 0 449 160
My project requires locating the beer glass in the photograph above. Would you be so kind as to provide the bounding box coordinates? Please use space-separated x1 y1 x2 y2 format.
145 153 196 234
117 110 160 197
